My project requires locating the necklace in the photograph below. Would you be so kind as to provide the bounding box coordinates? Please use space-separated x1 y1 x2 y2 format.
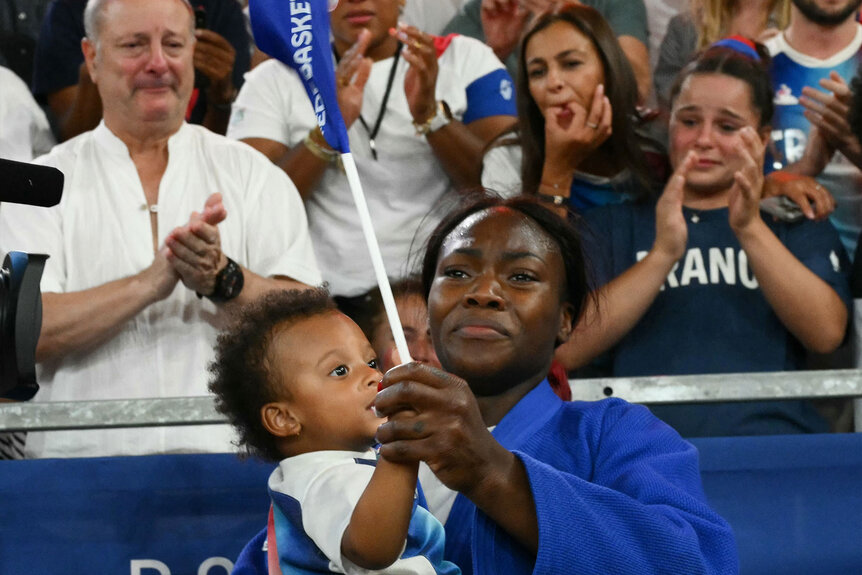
332 42 403 161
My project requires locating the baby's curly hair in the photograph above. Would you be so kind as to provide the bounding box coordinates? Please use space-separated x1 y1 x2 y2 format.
208 287 336 461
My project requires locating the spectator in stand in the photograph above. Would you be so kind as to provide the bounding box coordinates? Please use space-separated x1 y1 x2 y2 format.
654 0 790 112
228 0 516 313
655 2 838 224
556 40 851 437
764 0 862 257
402 0 470 35
32 0 249 140
481 3 658 212
0 65 54 161
0 0 321 458
0 0 51 86
483 3 830 225
444 0 652 103
349 276 442 372
644 0 687 95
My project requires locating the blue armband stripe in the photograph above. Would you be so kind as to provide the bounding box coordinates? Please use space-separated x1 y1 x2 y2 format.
463 69 517 124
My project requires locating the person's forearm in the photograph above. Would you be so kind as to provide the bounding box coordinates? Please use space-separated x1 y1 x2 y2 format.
784 148 833 177
557 249 679 370
341 458 419 569
462 445 539 553
540 158 577 191
836 141 862 171
37 274 165 362
426 115 516 190
48 82 103 142
241 136 333 200
201 104 232 136
222 269 311 310
735 219 847 353
618 36 651 105
201 81 238 136
425 120 488 190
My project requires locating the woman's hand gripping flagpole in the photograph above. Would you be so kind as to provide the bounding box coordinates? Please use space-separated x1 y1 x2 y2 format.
250 0 412 365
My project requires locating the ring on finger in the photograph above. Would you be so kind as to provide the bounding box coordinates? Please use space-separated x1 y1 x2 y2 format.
412 39 423 50
586 122 599 129
338 76 349 88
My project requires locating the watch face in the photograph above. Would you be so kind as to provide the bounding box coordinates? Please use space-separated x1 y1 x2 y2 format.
211 258 244 302
222 265 242 298
429 101 452 133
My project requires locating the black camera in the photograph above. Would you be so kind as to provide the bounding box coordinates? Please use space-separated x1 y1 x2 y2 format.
0 158 63 399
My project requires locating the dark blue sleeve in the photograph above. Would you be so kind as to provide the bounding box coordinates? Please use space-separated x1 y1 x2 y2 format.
31 0 86 99
471 402 738 575
578 207 616 290
782 218 852 315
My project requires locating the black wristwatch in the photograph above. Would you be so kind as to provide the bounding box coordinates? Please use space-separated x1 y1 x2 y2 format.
200 256 244 303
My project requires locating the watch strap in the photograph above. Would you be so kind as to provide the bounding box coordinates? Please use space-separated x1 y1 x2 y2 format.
414 101 452 136
201 256 244 303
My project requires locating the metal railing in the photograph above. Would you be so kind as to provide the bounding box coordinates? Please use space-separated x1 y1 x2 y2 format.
1 369 861 432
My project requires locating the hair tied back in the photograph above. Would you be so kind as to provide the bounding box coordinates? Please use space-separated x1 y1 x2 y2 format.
710 35 761 61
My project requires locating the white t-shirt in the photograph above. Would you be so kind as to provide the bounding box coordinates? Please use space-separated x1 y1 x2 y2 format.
402 0 470 35
0 66 54 161
0 122 322 458
481 142 522 197
228 35 515 296
269 449 456 574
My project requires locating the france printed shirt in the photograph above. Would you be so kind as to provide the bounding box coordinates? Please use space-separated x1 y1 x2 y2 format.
267 449 461 574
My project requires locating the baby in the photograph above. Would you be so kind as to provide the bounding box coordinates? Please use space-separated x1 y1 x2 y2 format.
209 287 460 574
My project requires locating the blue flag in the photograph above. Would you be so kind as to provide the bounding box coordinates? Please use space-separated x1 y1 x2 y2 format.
249 0 350 153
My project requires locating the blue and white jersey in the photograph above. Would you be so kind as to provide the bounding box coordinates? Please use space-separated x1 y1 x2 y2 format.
268 449 461 574
765 28 862 255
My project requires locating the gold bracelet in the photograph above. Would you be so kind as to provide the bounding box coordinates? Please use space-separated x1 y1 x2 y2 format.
413 101 453 136
303 128 339 163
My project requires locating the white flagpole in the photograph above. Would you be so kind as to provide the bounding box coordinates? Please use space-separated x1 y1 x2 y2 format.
340 152 412 365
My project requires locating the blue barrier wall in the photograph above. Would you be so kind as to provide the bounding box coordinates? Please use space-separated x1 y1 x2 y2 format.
1 434 860 574
692 434 862 575
0 454 275 574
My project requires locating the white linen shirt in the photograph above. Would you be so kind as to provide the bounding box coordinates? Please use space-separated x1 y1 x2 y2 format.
0 122 322 458
0 66 54 161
